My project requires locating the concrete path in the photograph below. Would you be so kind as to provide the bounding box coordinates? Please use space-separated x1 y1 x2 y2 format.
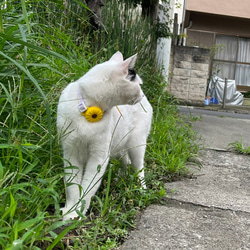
180 105 250 150
120 107 250 250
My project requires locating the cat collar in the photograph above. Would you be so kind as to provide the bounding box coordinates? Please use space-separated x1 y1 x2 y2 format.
78 90 103 122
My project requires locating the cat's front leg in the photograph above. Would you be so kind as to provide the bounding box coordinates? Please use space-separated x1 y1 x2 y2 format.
62 156 85 220
79 155 109 215
62 154 109 220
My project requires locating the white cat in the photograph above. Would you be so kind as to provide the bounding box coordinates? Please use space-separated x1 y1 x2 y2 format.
57 51 152 220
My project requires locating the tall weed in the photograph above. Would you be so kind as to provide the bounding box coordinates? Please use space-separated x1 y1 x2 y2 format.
0 1 88 248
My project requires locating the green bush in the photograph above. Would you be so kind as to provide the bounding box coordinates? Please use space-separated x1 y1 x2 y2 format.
243 91 250 98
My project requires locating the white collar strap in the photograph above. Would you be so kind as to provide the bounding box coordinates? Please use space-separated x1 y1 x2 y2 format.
78 89 87 113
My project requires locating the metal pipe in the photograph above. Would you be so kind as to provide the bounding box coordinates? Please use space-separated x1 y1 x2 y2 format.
180 0 187 45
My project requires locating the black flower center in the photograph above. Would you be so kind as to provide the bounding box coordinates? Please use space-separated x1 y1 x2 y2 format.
92 114 97 119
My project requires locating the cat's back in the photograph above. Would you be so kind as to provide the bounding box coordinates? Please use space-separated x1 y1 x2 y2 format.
57 81 82 130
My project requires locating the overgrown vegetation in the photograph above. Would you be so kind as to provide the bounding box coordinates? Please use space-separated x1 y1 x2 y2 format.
0 0 199 248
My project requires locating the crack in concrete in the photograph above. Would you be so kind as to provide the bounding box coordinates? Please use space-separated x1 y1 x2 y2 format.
163 197 250 216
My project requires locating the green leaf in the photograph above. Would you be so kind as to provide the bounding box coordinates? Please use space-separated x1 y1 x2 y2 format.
9 192 17 219
0 160 3 179
17 217 42 232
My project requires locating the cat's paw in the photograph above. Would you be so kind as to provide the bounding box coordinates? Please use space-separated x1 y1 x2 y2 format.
61 207 79 221
141 183 147 189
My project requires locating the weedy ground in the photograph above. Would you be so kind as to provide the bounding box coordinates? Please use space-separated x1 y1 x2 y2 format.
0 0 200 249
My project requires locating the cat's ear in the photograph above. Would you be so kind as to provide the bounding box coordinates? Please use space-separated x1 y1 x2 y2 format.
109 51 124 63
122 54 137 70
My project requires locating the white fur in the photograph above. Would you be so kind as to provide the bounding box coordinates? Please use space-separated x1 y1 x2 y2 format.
57 52 152 220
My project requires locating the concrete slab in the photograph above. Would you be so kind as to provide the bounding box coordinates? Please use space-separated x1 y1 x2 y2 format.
121 203 250 250
166 150 250 213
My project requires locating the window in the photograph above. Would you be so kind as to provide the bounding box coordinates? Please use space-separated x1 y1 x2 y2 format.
213 35 250 86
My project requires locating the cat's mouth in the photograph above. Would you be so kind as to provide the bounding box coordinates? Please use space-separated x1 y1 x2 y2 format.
128 94 144 105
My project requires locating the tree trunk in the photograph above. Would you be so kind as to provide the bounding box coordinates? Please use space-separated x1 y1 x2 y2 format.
141 0 159 22
86 0 105 29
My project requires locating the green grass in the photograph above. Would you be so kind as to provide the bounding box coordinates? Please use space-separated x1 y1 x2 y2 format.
145 96 200 182
228 141 250 155
0 0 200 248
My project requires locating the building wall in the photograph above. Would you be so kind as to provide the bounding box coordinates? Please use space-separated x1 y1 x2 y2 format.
186 0 250 19
169 46 210 104
184 0 250 44
185 12 250 39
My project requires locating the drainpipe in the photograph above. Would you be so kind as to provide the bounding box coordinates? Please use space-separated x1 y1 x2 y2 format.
183 20 192 46
180 0 187 45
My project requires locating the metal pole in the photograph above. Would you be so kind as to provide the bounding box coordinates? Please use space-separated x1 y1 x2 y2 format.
180 0 187 45
222 78 228 109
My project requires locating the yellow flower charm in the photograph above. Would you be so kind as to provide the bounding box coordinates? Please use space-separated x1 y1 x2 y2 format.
82 106 103 122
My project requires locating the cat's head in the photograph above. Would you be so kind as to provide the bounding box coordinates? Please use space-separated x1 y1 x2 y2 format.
80 51 144 110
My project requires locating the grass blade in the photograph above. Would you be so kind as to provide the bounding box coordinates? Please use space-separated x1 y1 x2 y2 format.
0 4 4 33
20 0 30 33
46 221 79 250
0 33 69 63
